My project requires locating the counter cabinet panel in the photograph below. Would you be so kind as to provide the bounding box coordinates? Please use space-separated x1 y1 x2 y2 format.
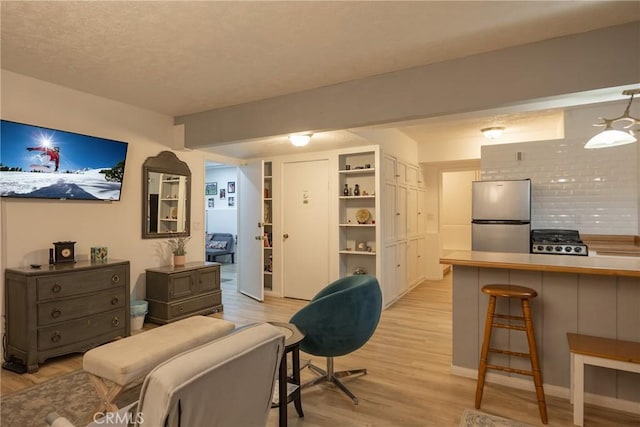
451 265 640 406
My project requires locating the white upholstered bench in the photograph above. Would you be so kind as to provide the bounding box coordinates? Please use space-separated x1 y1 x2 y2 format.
83 315 235 412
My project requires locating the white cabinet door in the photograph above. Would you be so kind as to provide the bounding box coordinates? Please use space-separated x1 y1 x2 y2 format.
396 161 408 186
383 243 399 305
407 187 418 237
417 189 427 235
383 182 396 242
417 236 427 281
396 185 407 240
407 238 418 286
383 155 397 184
397 240 408 294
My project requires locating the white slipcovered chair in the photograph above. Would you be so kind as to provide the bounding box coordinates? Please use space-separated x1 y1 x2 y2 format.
46 323 285 427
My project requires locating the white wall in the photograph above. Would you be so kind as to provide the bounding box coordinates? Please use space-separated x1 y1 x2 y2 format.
481 100 639 234
0 71 209 313
204 166 238 236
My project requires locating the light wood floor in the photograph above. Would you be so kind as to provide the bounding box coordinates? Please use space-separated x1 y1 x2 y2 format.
2 269 638 426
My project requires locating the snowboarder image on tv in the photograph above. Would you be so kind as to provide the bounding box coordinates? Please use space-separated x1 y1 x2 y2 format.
26 145 60 171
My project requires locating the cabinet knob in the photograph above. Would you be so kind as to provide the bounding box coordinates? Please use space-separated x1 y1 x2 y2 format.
111 296 119 305
111 317 120 327
178 306 184 312
283 233 289 239
51 308 62 319
111 274 121 284
51 332 61 343
51 283 62 293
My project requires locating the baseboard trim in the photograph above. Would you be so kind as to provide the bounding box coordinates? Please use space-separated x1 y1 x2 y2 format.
450 365 640 416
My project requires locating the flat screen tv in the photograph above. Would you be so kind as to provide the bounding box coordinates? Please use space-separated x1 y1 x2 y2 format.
1 120 129 201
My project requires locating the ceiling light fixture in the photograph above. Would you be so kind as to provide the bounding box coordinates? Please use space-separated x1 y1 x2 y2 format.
481 126 505 140
289 133 313 147
585 89 640 149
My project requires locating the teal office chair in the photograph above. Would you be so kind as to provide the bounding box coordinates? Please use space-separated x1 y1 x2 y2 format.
289 275 383 405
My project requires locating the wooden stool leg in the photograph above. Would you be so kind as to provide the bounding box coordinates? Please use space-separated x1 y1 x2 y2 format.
522 299 548 424
475 295 496 409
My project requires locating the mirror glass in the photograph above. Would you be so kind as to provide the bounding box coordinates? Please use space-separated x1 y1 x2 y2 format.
142 151 191 238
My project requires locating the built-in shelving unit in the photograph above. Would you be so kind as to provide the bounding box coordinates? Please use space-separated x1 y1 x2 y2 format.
263 161 273 291
338 149 380 279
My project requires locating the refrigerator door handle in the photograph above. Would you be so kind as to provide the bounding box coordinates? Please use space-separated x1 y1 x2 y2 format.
472 220 530 225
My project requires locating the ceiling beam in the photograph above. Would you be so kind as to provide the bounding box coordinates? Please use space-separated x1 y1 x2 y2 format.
176 22 640 149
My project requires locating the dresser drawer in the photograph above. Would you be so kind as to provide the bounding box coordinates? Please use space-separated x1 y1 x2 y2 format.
37 266 127 300
37 287 126 326
38 308 126 351
147 291 221 322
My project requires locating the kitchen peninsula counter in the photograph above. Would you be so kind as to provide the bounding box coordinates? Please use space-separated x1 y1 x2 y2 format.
441 250 640 277
440 250 639 413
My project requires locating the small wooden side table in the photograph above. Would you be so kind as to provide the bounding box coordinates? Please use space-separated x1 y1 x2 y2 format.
269 322 305 427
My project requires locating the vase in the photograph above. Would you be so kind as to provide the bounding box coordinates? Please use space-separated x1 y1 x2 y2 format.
173 255 185 267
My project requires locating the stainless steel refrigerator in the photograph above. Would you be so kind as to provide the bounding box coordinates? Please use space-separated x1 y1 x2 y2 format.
471 179 531 253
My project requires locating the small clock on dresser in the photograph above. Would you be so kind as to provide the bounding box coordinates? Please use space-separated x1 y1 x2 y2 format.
53 241 76 264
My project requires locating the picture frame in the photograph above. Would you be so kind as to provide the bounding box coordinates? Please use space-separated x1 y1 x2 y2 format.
205 182 217 195
355 240 367 251
219 189 226 199
228 196 235 207
208 198 214 208
227 181 236 193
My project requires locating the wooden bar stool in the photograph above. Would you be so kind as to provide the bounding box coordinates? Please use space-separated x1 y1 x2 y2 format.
475 284 548 424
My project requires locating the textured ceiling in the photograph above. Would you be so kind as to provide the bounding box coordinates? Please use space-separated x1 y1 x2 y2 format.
2 2 639 158
2 1 639 118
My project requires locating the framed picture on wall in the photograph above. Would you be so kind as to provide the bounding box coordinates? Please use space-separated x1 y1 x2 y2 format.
219 189 226 199
228 181 236 193
208 198 214 208
205 182 217 195
228 196 235 207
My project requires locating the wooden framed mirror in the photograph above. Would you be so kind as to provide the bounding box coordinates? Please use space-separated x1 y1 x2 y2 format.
142 151 191 239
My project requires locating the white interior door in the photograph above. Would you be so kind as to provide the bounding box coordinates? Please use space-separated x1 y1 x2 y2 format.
282 160 329 300
237 160 264 301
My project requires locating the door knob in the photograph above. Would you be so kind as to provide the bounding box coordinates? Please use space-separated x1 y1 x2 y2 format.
283 233 289 239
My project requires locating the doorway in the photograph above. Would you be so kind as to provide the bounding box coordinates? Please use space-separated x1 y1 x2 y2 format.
439 167 479 252
204 162 239 264
282 159 330 300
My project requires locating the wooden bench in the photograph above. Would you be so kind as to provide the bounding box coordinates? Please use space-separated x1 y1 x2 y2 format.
83 315 235 413
567 333 640 426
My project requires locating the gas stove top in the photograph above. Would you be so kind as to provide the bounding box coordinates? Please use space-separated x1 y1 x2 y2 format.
531 229 589 256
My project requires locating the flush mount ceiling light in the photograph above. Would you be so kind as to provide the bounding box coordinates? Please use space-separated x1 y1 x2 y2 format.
288 133 313 147
481 126 505 140
585 89 640 149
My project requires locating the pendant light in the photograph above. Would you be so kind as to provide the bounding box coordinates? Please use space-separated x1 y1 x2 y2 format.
585 89 639 149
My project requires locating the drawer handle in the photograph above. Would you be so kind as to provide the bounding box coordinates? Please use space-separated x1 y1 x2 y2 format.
52 283 62 293
112 317 120 327
51 332 61 343
178 306 184 312
51 308 62 319
111 274 120 285
111 296 119 305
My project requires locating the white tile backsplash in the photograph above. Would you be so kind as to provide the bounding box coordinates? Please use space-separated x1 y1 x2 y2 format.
481 137 638 235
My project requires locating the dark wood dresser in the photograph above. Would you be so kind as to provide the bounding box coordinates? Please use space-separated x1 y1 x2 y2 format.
4 259 130 373
145 261 223 324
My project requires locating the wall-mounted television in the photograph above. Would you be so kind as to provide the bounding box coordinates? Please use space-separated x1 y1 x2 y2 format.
1 120 129 201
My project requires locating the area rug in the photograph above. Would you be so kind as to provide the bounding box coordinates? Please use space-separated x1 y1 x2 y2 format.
1 370 139 427
459 408 535 427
